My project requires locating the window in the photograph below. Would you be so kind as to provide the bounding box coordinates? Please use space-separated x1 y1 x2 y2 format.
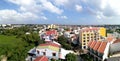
91 34 93 35
83 46 86 49
87 34 89 36
52 53 56 56
83 34 85 36
87 40 89 42
83 40 85 42
83 43 86 45
43 52 46 55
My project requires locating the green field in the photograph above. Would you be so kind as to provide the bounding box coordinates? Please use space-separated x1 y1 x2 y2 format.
0 35 23 47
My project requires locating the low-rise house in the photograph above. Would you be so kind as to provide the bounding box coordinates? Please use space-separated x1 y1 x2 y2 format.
36 42 61 60
26 41 74 61
45 30 58 40
34 56 48 61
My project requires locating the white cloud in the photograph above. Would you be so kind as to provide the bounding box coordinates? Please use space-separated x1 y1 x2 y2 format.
75 4 82 12
8 0 63 14
83 0 120 20
54 0 69 6
40 0 63 14
40 16 48 20
0 9 48 23
58 16 68 19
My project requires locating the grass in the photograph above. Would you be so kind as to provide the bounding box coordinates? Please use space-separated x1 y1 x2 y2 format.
0 35 23 47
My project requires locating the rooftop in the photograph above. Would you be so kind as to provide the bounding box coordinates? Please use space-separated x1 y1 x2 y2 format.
34 56 48 61
98 42 107 53
46 30 57 35
39 42 60 48
90 41 97 48
93 41 102 51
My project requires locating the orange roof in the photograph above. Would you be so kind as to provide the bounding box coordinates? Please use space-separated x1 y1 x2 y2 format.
90 41 97 49
98 42 107 53
46 30 57 35
34 56 48 61
93 41 101 51
113 39 120 44
39 43 60 48
88 41 93 47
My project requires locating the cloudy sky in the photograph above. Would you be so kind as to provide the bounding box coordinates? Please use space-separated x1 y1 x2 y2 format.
0 0 120 25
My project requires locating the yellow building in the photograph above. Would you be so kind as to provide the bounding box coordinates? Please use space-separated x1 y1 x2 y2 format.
79 27 106 49
99 27 106 37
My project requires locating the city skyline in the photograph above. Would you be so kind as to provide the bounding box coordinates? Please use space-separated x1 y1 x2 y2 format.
0 0 120 25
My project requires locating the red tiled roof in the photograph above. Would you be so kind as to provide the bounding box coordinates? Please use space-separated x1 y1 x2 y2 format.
39 43 60 47
98 42 107 53
34 56 48 61
46 30 57 35
93 41 101 51
113 39 120 44
88 41 93 47
90 41 97 49
81 27 99 32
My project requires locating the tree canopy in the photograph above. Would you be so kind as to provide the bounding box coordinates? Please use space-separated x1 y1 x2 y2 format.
57 35 72 50
65 53 77 61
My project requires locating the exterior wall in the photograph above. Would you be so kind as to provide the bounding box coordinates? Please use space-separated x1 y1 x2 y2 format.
99 27 106 37
103 43 110 61
36 48 59 59
80 29 101 49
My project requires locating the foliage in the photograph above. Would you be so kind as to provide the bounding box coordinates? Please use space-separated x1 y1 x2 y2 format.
106 29 113 33
0 26 43 61
21 33 44 46
57 35 72 50
115 29 120 33
80 54 93 61
65 53 77 61
0 35 34 61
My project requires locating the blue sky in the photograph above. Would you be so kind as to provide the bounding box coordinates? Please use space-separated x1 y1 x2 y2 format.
0 0 120 25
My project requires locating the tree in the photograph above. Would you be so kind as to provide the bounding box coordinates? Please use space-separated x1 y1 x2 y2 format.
106 29 113 33
116 29 120 33
65 53 77 61
22 33 44 46
57 36 72 50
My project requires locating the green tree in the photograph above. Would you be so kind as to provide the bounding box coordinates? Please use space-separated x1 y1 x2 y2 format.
58 36 72 50
65 53 77 61
106 29 113 33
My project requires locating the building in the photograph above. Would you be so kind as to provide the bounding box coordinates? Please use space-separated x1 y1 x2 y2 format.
36 42 61 60
26 41 74 61
45 29 58 40
47 24 58 29
99 27 106 37
79 27 106 49
34 56 48 61
88 39 120 61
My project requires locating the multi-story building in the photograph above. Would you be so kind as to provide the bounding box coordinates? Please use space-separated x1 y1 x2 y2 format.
88 39 120 61
79 27 106 49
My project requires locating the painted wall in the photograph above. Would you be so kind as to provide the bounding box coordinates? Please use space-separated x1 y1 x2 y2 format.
36 48 59 59
99 27 106 37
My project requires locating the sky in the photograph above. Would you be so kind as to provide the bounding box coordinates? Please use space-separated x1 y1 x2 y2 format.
0 0 120 25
